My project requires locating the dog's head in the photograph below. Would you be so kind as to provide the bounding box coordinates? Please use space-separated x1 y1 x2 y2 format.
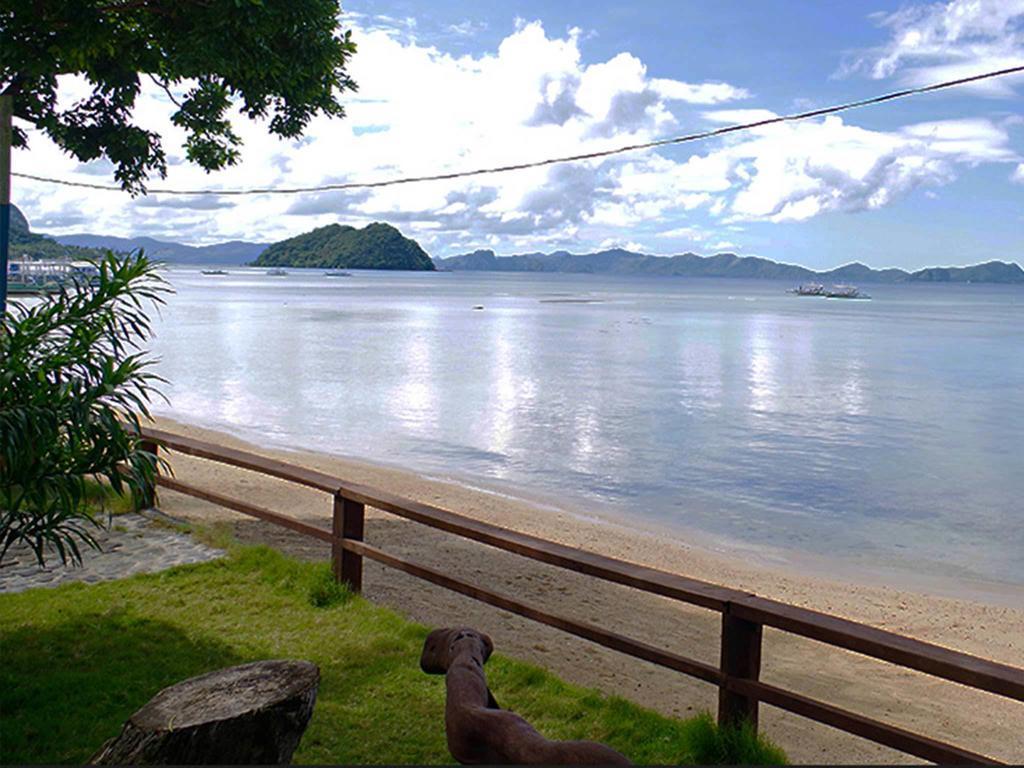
420 627 494 674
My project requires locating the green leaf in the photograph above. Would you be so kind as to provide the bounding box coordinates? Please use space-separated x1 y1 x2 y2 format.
3 0 357 193
1 251 171 567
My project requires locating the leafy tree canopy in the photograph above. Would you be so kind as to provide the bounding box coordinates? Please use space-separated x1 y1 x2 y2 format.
0 0 357 193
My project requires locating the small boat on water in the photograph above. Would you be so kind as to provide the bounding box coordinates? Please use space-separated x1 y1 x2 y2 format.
824 284 870 299
790 282 826 296
324 271 352 277
789 282 870 299
266 268 288 276
201 269 229 276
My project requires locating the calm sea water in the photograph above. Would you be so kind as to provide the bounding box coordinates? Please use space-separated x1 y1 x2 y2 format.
150 266 1024 589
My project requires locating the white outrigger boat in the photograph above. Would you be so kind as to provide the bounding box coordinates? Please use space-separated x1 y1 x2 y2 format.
789 282 870 299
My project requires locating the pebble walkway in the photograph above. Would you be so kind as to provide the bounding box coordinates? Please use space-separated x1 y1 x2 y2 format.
0 511 223 594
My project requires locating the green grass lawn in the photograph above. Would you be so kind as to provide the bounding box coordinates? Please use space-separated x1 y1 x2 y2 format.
0 543 785 765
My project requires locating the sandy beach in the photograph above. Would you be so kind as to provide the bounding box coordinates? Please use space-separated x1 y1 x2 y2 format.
152 415 1024 765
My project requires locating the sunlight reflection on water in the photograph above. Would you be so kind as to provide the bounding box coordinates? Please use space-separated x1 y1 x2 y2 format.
150 267 1024 587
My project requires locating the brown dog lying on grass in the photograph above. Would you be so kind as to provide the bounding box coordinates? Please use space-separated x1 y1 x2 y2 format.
420 627 631 765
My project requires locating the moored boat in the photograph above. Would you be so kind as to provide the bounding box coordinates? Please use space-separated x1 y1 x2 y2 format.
789 283 826 296
824 284 870 299
789 282 870 299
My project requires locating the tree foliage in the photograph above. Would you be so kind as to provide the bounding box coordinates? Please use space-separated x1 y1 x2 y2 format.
0 0 357 192
10 237 109 263
0 251 171 565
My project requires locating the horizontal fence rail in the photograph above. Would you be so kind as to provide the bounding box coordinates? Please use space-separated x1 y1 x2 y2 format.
141 427 1023 765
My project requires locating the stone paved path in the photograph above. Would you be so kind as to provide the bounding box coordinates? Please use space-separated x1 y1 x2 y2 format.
0 511 223 594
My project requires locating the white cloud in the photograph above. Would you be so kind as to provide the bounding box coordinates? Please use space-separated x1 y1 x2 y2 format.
12 20 750 251
846 0 1024 96
657 226 707 240
10 15 1021 256
649 78 750 104
702 108 778 124
598 238 646 252
448 20 487 36
602 114 1017 226
900 119 1019 162
718 116 1012 222
1012 163 1024 183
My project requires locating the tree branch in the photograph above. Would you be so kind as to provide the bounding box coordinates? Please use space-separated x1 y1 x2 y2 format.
147 75 182 108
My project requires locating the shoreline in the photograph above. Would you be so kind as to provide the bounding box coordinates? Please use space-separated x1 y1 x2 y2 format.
151 414 1023 765
416 464 1024 609
411 466 1024 609
153 407 1022 609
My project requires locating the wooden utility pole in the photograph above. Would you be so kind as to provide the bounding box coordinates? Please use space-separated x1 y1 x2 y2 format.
0 91 12 317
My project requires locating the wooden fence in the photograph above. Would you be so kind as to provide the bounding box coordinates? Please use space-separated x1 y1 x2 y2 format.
139 426 1024 765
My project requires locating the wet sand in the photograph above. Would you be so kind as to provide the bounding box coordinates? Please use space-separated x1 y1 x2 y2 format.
152 415 1024 764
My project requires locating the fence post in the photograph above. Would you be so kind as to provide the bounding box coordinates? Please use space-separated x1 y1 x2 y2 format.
332 493 365 592
138 438 159 510
718 607 763 730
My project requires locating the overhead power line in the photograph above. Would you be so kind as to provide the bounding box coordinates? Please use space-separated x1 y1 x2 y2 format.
12 64 1024 196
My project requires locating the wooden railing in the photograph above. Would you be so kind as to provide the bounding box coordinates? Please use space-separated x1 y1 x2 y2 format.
139 427 1024 765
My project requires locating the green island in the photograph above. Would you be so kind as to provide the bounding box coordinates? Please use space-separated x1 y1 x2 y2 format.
252 222 436 271
0 539 784 765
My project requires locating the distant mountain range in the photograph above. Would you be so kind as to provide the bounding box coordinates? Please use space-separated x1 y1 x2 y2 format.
54 234 269 265
26 212 1022 283
252 222 435 270
436 248 1024 284
10 205 107 261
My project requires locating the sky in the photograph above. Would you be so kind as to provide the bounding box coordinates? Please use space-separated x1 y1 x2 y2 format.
12 0 1024 270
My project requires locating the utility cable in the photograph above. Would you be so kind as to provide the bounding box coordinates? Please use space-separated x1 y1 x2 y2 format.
11 64 1024 196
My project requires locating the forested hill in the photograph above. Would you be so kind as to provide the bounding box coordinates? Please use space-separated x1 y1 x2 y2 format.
253 223 435 270
10 205 107 261
435 248 1024 284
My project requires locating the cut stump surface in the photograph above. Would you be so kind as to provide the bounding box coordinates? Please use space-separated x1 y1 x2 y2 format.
92 659 319 765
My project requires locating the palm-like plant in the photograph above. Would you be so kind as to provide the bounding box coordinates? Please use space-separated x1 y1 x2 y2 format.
0 251 171 565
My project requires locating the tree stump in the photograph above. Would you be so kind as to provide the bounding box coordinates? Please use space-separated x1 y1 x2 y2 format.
91 660 319 765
